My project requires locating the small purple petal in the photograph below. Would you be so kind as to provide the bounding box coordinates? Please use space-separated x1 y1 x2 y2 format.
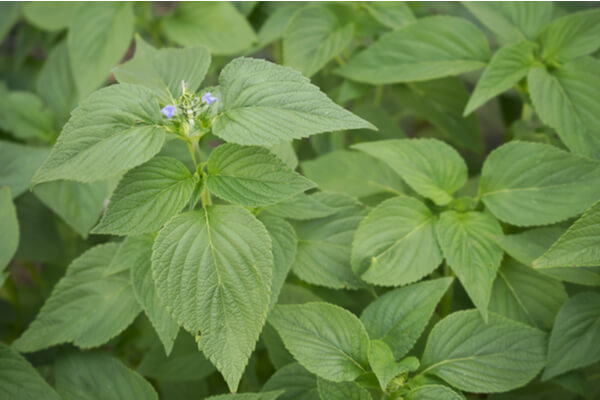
202 92 217 105
161 105 176 119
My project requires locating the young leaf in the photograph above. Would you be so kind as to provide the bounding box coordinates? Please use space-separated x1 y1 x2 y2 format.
207 144 315 207
0 188 19 272
353 139 468 206
12 243 141 352
368 340 414 390
463 2 553 43
55 352 157 400
542 292 600 380
436 211 504 320
264 192 340 221
479 141 600 226
164 2 256 55
93 157 196 236
528 58 600 159
534 200 600 269
270 302 370 382
213 57 375 146
539 8 600 63
68 2 134 97
405 385 465 400
113 35 211 104
0 343 61 400
352 196 442 286
360 278 453 359
0 141 50 198
464 40 537 116
336 16 490 84
262 362 318 400
421 310 547 393
489 258 567 330
317 378 372 400
151 205 273 391
283 5 353 77
23 1 80 31
31 84 167 185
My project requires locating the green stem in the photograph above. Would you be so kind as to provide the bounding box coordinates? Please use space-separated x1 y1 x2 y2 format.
201 182 212 206
439 262 454 318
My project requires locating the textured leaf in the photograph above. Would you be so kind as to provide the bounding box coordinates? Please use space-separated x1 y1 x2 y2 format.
0 141 50 198
317 378 372 400
264 192 339 221
421 310 547 393
542 293 600 380
479 141 600 226
151 205 272 391
368 340 412 390
207 144 315 206
534 201 600 268
539 8 600 63
301 150 405 199
406 385 465 400
270 302 369 382
464 40 537 115
0 343 61 400
528 58 600 159
269 141 298 170
336 16 489 84
360 278 453 359
0 88 56 141
292 193 366 289
130 234 179 355
262 362 318 400
364 2 415 30
164 2 256 55
489 258 567 330
113 35 210 104
93 157 196 236
352 196 442 286
207 392 283 400
436 211 504 320
32 84 167 185
283 5 353 77
55 352 157 400
23 2 80 31
0 188 19 272
13 243 141 352
68 2 134 97
213 57 374 146
463 2 553 43
353 139 468 206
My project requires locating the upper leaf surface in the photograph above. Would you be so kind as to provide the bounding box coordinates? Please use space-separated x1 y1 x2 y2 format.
262 362 318 400
0 141 49 198
317 378 372 400
405 385 465 400
0 187 19 272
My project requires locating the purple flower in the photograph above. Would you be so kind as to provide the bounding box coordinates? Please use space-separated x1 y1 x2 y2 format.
202 92 217 105
161 105 176 119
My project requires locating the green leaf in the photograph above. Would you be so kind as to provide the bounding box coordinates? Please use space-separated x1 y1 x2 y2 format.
68 2 134 97
421 310 547 393
464 40 537 115
436 211 504 320
336 16 489 84
489 258 567 330
352 196 442 286
0 343 61 400
151 205 273 391
34 180 111 238
353 139 468 206
539 8 600 63
264 192 345 221
479 141 600 226
291 193 366 289
213 57 375 146
256 4 303 48
360 278 453 359
0 3 20 43
0 188 19 272
283 5 353 77
207 392 284 400
12 243 141 352
301 150 405 199
32 83 167 185
542 292 600 380
138 332 215 382
23 2 80 31
368 340 414 390
0 141 49 198
270 302 370 382
0 88 56 141
317 378 372 400
207 144 315 207
164 2 256 55
463 2 553 43
268 141 298 170
130 234 179 355
534 200 600 269
113 35 211 104
528 58 600 159
55 352 157 400
406 385 465 400
262 362 318 400
93 157 195 236
364 2 415 30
